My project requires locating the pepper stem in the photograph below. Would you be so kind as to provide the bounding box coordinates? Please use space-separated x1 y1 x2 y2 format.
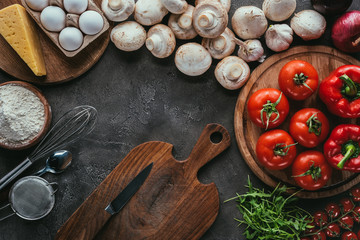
306 112 322 136
273 142 298 156
260 93 282 130
337 144 356 169
340 74 357 97
293 73 313 92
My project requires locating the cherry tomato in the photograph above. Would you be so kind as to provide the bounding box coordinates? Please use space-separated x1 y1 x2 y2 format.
342 231 358 240
325 202 341 219
247 88 289 129
289 108 329 148
312 231 326 240
350 187 360 202
340 198 355 213
305 220 317 235
357 229 360 239
352 206 360 223
339 215 354 230
313 211 328 227
278 60 319 101
326 223 340 237
292 151 332 191
256 130 297 170
301 238 311 240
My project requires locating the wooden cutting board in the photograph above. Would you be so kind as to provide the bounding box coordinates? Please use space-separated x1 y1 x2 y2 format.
56 123 230 240
234 45 360 199
0 0 110 85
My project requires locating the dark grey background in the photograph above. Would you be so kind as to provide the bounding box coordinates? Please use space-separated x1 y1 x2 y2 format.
0 0 360 239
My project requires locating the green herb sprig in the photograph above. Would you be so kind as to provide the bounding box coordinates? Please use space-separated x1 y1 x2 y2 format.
225 177 313 240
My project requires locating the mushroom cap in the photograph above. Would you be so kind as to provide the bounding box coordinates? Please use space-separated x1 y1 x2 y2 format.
231 6 268 40
290 10 326 41
101 0 135 22
215 56 250 90
192 0 228 38
168 5 198 40
161 0 188 14
202 27 236 59
195 0 231 12
146 24 176 58
175 42 212 76
111 21 146 51
262 0 296 22
134 0 168 26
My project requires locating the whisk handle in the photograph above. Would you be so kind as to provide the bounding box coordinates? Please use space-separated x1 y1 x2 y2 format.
0 158 32 191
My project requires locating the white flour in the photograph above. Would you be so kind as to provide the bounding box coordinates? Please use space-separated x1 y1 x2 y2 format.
0 84 45 146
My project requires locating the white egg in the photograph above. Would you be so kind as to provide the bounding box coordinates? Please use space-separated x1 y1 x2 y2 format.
40 6 66 32
79 10 104 35
59 27 84 51
63 0 88 14
26 0 49 11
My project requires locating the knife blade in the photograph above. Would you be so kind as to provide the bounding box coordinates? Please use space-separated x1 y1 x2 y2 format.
105 162 153 215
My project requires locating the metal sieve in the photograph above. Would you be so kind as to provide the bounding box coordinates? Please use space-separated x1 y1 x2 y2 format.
0 176 58 221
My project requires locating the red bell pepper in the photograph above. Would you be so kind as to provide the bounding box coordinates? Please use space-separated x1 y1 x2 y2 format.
319 65 360 118
323 124 360 172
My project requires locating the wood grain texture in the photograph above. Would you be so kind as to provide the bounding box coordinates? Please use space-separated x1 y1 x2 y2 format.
234 45 360 199
56 123 231 240
0 0 110 84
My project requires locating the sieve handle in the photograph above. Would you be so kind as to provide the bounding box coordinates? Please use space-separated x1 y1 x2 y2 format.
0 203 15 221
49 182 59 195
0 158 32 192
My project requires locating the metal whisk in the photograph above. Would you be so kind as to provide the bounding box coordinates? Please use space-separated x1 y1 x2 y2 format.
0 105 97 191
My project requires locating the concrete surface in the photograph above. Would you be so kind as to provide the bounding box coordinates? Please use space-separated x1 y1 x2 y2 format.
0 0 359 239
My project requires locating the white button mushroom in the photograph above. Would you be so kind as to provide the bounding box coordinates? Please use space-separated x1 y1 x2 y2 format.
235 38 266 62
290 10 326 41
265 24 293 52
111 21 146 51
231 6 268 40
59 27 84 51
79 10 104 35
63 0 88 14
262 0 296 22
40 6 66 32
195 0 231 13
175 43 212 76
192 0 228 38
215 56 250 90
146 24 176 58
134 0 168 26
26 0 49 11
202 27 236 59
168 5 198 40
101 0 135 22
161 0 188 14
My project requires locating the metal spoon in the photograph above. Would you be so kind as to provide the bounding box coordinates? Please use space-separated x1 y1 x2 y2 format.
32 150 72 177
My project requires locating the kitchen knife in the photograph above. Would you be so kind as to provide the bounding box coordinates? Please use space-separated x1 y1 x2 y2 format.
105 162 153 215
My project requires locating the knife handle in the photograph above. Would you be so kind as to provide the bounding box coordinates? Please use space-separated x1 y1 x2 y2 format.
185 123 231 175
0 158 32 191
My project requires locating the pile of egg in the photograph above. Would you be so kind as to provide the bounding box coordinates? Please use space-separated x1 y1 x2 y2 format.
26 0 104 51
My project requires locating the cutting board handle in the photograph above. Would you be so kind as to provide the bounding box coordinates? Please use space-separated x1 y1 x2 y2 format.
185 123 230 176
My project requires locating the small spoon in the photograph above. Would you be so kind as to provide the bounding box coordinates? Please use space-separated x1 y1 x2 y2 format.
33 150 72 177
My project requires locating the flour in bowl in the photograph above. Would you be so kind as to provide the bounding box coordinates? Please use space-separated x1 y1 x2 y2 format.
0 84 45 146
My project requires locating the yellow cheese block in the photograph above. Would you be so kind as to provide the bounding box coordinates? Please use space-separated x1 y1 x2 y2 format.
0 4 46 76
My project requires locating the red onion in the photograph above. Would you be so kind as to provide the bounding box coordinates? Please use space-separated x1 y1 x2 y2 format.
332 10 360 53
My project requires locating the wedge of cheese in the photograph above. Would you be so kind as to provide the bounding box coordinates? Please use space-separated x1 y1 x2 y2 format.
0 4 46 76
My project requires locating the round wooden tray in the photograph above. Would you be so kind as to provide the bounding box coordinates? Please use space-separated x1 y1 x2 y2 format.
0 0 110 85
234 45 360 199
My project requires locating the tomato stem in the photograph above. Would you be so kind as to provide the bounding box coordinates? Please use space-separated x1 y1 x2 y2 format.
260 93 282 130
306 112 322 136
273 142 298 156
293 73 313 92
340 74 357 97
293 162 321 182
337 141 359 169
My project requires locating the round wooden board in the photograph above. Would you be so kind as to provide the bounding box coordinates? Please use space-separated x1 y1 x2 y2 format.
0 0 110 85
234 45 360 199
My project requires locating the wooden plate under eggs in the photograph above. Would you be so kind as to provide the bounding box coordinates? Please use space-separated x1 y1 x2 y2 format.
234 45 360 199
0 0 110 85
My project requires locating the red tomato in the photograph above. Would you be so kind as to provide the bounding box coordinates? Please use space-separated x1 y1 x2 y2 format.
312 231 327 240
325 202 341 219
247 88 289 129
313 211 328 227
350 187 360 202
292 151 332 191
357 229 360 239
352 206 360 223
340 198 355 213
339 215 354 230
278 60 319 100
289 108 330 148
256 129 297 170
342 231 358 240
326 223 340 237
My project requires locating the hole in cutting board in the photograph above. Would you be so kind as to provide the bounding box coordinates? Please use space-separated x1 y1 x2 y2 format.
210 132 222 144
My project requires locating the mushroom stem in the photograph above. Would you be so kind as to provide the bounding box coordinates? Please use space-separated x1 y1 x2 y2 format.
109 0 123 10
198 11 215 28
234 38 246 48
212 35 226 51
353 36 360 47
178 14 192 29
226 63 243 81
146 35 162 51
